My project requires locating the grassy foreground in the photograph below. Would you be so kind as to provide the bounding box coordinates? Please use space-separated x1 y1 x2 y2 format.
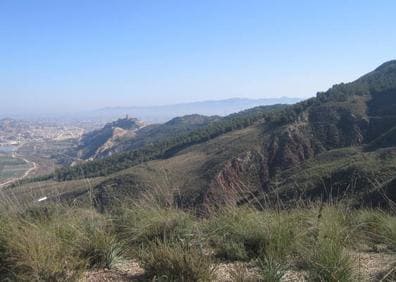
0 197 396 281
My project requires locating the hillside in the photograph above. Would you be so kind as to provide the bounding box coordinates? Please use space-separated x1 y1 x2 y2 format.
11 61 396 211
93 114 222 159
54 104 286 180
75 117 144 160
71 114 224 161
3 63 396 281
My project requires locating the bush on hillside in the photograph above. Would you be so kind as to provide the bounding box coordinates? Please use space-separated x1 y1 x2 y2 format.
139 240 216 282
353 209 396 250
205 208 300 262
114 206 195 247
300 206 356 282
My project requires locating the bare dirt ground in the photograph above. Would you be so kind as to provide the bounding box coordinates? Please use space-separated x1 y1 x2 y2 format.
82 260 144 282
353 251 396 281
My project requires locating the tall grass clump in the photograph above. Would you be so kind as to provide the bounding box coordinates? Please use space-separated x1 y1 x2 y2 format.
0 215 16 280
305 238 355 282
62 208 123 269
264 211 304 261
205 207 299 262
114 205 195 248
139 240 216 282
301 205 356 282
353 209 396 250
256 256 287 282
205 207 269 261
2 216 85 281
0 204 123 281
19 206 123 270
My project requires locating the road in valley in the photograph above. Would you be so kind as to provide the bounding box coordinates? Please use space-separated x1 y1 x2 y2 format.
0 152 37 188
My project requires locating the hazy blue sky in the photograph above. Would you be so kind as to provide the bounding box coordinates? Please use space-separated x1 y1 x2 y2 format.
1 0 395 113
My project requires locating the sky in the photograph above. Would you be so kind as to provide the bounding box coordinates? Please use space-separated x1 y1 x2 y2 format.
1 0 396 114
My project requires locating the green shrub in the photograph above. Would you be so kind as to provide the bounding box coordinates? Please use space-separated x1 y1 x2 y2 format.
0 216 16 280
300 206 356 282
206 208 300 262
74 220 123 269
205 208 269 261
2 201 396 281
316 206 352 246
353 210 396 250
0 207 123 280
20 204 59 223
381 216 396 250
305 238 355 282
4 219 85 281
139 240 216 282
55 208 123 269
265 213 302 261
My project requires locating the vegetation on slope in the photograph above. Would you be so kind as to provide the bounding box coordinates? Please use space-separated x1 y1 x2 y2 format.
54 104 286 180
75 117 144 160
14 60 395 213
1 193 396 281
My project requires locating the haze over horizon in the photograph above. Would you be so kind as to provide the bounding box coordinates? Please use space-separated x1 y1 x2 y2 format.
1 1 396 114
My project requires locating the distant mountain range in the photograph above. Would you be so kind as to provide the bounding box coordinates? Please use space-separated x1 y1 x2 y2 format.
0 97 301 127
94 97 301 123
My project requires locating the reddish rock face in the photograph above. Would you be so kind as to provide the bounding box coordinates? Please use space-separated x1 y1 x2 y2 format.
201 81 393 209
205 151 266 208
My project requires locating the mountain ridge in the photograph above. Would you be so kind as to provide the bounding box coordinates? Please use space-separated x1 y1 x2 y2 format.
73 114 222 160
12 60 396 211
88 60 396 210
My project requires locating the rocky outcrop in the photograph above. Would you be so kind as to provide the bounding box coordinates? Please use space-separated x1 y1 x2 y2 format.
204 151 266 207
67 61 396 210
76 117 144 160
202 67 396 208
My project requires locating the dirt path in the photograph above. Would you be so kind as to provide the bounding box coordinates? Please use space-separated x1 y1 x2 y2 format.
19 155 37 179
82 261 144 282
0 153 37 188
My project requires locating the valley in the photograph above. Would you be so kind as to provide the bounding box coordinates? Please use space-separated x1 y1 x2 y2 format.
1 61 396 282
16 60 393 213
2 61 396 210
0 118 87 186
3 2 396 280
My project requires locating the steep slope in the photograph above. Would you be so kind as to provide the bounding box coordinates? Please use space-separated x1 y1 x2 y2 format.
54 104 287 180
17 60 396 211
89 60 396 210
75 117 144 160
100 114 222 156
75 114 221 161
